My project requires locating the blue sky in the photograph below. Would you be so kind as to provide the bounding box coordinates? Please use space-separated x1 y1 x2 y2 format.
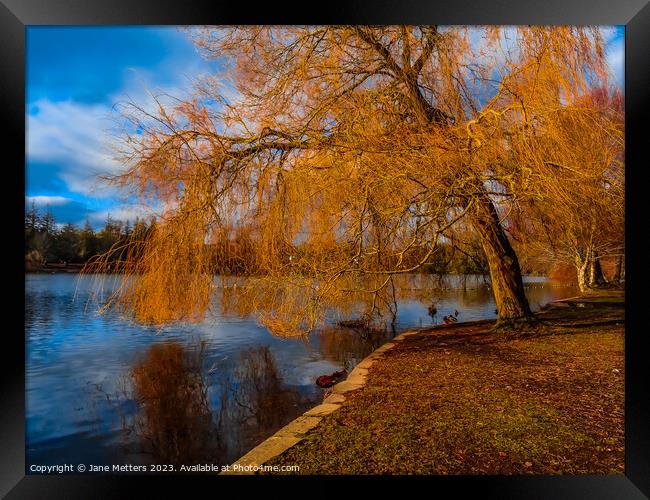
26 26 219 228
26 26 625 229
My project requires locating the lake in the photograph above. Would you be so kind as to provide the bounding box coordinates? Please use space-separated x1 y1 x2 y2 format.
25 273 577 472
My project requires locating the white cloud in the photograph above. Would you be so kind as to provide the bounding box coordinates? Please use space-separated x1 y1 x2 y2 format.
25 195 72 206
26 99 123 197
26 55 209 200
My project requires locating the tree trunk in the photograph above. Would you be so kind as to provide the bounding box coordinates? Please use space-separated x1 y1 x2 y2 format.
471 194 532 321
410 75 530 322
612 254 622 283
412 86 531 322
620 255 625 282
575 252 590 293
588 250 606 288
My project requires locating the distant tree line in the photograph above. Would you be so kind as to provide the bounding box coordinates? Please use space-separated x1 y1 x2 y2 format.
25 202 153 269
205 224 491 277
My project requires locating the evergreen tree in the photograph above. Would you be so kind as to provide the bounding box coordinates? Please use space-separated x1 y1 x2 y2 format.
52 222 79 263
25 201 40 231
41 209 56 234
79 219 99 261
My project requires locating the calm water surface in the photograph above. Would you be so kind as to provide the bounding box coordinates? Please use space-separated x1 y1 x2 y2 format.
26 273 576 471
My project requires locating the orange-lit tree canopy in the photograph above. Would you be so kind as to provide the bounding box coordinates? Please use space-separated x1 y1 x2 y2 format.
92 26 621 333
512 86 624 291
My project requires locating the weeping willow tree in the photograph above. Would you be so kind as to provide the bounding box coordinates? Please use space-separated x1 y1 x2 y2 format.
509 86 624 291
89 25 618 333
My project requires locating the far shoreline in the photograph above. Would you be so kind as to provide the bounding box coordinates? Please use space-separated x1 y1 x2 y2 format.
24 266 570 282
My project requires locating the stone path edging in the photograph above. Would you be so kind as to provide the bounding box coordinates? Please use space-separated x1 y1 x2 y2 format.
220 329 420 474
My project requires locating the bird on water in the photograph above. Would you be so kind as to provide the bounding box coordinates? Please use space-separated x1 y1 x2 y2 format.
316 370 347 388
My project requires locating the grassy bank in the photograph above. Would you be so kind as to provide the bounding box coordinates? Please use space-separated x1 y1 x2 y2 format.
266 290 624 474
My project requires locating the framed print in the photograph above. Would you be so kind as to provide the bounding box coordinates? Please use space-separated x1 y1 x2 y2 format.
2 0 648 497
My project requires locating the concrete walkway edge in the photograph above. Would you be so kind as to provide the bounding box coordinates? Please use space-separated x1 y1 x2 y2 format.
220 329 421 474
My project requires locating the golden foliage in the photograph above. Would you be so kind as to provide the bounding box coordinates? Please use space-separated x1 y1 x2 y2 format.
86 26 622 330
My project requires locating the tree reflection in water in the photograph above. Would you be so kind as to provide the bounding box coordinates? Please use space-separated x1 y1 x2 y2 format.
219 273 497 336
114 342 309 466
126 341 222 464
220 346 312 457
314 326 394 371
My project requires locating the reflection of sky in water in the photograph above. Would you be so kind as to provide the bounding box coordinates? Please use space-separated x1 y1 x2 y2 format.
26 273 577 468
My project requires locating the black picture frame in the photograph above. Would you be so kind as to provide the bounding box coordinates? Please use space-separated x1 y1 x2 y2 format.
2 1 648 497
